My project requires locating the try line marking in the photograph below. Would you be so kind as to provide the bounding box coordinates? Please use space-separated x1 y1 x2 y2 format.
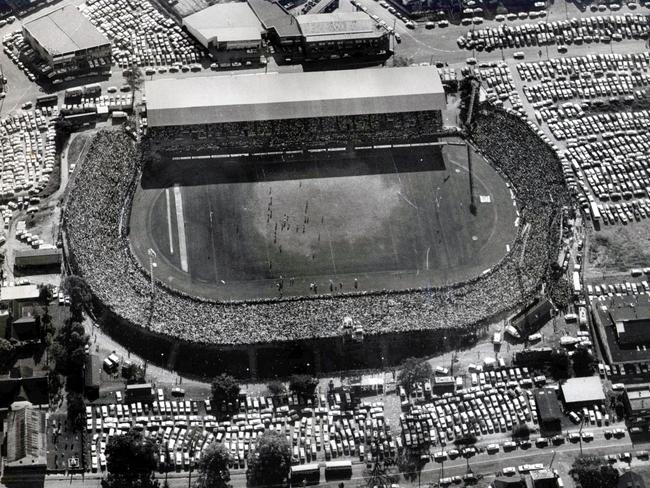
165 188 174 255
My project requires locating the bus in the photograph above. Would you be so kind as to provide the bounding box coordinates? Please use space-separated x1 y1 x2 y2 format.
324 460 352 481
290 464 320 486
590 201 601 221
572 271 582 295
36 94 58 106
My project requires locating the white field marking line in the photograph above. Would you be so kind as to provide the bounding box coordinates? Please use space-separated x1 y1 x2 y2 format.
165 188 174 255
173 185 189 272
426 246 430 270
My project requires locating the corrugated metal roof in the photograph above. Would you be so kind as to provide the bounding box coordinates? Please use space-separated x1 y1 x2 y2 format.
182 3 263 46
146 66 445 127
23 5 110 56
248 0 302 38
297 12 375 37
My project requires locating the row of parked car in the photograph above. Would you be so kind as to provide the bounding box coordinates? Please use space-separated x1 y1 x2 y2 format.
80 0 204 70
457 14 649 52
0 109 56 207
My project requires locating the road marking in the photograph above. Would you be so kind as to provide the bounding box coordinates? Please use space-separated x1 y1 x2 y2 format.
173 185 189 272
165 189 174 255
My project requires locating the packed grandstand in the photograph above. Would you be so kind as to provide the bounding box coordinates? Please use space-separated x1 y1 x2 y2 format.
62 103 570 346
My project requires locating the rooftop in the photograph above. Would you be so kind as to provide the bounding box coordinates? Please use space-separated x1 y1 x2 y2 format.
5 403 46 465
561 376 606 404
182 3 263 46
23 5 110 56
296 12 381 42
146 66 446 126
248 0 301 38
535 389 563 420
1 285 40 302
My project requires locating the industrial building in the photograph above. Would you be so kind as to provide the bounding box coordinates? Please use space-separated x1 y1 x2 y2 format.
534 389 563 436
145 66 445 155
624 383 650 431
247 0 391 68
561 376 606 408
1 401 46 488
14 248 62 270
182 3 264 66
22 5 111 78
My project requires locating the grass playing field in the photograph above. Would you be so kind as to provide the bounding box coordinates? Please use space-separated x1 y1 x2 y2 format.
129 140 518 301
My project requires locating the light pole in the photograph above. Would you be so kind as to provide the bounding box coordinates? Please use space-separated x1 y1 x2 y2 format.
147 248 157 296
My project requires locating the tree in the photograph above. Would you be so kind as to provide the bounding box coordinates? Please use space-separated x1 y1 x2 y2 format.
0 338 16 374
512 423 530 440
122 363 146 384
288 375 318 401
392 55 413 67
360 461 398 488
549 349 571 380
266 380 286 397
102 429 159 488
246 431 291 487
572 348 596 377
62 275 92 321
125 65 144 109
67 391 86 431
397 449 426 482
211 374 240 411
397 357 432 396
195 442 231 488
38 284 53 307
571 456 619 488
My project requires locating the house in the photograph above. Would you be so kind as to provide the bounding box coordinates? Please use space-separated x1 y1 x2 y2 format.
618 471 646 488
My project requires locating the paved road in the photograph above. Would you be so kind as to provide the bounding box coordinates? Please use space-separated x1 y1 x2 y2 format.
42 436 636 487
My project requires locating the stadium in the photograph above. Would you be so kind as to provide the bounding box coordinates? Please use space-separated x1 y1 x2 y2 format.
63 66 570 379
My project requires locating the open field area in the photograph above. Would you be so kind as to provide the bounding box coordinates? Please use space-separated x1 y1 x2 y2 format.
130 142 518 301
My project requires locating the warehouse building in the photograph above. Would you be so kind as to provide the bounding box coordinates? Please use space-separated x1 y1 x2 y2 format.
22 5 111 78
561 376 606 408
248 0 391 67
182 3 264 66
1 401 47 488
535 389 563 436
14 248 62 270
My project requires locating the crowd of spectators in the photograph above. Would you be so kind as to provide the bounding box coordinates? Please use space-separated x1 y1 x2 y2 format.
64 109 567 347
147 111 444 155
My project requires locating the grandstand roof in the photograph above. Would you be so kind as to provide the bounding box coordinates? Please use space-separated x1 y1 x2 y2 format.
146 66 446 127
23 5 109 56
296 12 381 42
182 3 263 47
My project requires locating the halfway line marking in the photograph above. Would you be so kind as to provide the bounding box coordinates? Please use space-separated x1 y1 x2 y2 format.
173 185 189 272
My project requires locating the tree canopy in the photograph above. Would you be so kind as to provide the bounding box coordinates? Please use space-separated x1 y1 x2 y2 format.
571 456 619 488
196 442 231 488
397 358 432 396
246 431 291 487
211 374 240 411
572 348 596 377
0 338 16 374
266 380 286 397
549 349 571 380
62 275 92 321
102 429 159 488
288 375 318 400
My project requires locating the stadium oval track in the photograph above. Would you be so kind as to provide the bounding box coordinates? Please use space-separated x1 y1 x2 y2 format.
63 107 569 379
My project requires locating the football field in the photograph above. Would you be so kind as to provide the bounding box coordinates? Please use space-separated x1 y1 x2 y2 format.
129 142 518 301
